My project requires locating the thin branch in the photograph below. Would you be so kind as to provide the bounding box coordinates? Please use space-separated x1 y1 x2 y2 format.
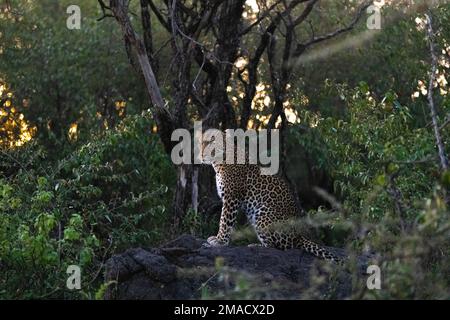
391 156 438 165
148 0 171 31
192 52 205 91
386 172 408 231
439 114 450 131
239 0 285 36
296 0 372 55
292 0 318 26
313 187 347 218
239 0 305 128
425 12 449 171
153 37 173 58
97 0 114 21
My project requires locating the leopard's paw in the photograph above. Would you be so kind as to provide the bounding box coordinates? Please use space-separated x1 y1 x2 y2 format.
203 236 227 247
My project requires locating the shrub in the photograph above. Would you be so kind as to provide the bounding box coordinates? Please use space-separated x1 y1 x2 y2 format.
290 83 450 299
0 112 175 298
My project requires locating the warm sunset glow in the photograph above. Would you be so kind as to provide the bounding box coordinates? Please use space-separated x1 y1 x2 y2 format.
68 122 78 141
0 82 36 147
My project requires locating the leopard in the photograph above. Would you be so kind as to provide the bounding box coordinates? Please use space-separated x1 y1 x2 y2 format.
201 131 344 264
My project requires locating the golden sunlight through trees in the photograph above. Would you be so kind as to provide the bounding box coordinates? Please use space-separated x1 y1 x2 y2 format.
412 17 450 100
68 122 78 141
0 81 36 147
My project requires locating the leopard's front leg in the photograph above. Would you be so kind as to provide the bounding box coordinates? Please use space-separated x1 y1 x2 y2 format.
205 198 239 247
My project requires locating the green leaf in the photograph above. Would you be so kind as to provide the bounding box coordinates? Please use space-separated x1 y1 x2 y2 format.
441 170 450 188
375 174 387 186
64 227 80 241
80 247 93 265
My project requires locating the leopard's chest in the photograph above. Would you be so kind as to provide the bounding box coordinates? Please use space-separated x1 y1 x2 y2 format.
214 171 243 200
215 175 225 200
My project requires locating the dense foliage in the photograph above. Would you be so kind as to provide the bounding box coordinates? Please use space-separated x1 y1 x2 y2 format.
0 113 174 298
301 84 450 298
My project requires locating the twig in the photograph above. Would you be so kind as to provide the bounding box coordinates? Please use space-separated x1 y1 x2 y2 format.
87 237 114 286
313 186 348 218
148 0 172 32
425 13 449 171
439 113 450 131
97 0 114 21
197 270 219 292
239 0 286 36
386 173 408 232
294 0 372 57
0 149 30 175
392 157 436 164
153 37 173 58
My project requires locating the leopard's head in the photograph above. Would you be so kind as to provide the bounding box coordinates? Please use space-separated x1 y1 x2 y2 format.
199 129 225 165
199 129 251 165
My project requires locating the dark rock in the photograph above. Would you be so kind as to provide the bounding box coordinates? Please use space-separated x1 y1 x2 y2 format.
104 234 354 299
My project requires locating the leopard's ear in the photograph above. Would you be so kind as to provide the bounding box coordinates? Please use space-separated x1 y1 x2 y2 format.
201 129 226 163
202 129 224 145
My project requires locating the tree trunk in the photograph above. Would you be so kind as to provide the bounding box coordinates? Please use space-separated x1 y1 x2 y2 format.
173 164 219 230
173 164 192 230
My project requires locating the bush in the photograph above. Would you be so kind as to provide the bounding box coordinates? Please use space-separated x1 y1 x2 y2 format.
288 83 450 299
0 112 175 298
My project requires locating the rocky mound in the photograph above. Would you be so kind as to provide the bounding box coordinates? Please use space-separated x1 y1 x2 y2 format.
103 235 356 299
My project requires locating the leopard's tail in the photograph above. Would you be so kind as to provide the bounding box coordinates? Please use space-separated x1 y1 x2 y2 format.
296 236 345 265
